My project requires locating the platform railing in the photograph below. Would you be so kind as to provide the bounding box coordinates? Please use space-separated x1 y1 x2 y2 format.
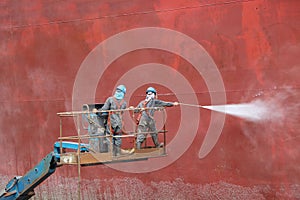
56 106 167 164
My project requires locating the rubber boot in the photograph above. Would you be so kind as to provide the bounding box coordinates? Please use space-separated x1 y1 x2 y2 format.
113 145 121 156
112 145 116 156
136 142 142 150
152 134 163 148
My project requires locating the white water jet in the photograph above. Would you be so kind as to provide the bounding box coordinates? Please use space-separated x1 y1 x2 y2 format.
202 100 281 122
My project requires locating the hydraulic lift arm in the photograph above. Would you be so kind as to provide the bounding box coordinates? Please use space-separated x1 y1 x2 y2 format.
0 141 89 200
0 152 57 200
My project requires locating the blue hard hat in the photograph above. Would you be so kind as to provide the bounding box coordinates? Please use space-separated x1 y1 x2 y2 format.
146 87 157 94
116 85 126 94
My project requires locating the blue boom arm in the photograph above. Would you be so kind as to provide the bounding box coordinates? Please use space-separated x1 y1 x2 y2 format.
0 152 57 200
0 141 89 200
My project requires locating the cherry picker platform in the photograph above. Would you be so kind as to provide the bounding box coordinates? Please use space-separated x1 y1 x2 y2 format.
55 103 168 166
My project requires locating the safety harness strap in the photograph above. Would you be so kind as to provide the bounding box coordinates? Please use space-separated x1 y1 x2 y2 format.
108 97 125 135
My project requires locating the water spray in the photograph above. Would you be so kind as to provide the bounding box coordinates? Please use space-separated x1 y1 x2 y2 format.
178 100 275 122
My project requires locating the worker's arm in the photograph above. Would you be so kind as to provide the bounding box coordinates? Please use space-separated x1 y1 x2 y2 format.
131 101 143 113
100 97 112 111
154 99 178 107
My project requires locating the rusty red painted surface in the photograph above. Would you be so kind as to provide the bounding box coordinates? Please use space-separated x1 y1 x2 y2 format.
0 0 299 199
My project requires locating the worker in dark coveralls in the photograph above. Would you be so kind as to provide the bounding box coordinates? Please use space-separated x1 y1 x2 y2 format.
101 85 133 156
135 87 178 149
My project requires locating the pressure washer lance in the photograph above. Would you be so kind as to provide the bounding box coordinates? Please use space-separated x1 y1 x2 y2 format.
178 102 204 108
178 102 228 113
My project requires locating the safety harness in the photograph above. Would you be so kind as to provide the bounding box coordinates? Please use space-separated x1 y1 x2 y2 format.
108 97 125 134
136 99 154 125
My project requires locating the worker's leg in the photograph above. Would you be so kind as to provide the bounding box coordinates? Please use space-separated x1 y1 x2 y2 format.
112 126 122 156
136 123 147 149
104 126 112 152
149 119 163 148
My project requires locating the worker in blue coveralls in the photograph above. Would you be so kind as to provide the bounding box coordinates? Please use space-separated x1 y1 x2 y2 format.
135 87 178 149
101 85 134 156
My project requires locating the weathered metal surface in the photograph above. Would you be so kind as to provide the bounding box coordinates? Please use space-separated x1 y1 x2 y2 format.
0 0 299 199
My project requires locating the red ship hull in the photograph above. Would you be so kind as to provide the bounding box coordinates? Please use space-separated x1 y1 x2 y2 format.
1 0 299 199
